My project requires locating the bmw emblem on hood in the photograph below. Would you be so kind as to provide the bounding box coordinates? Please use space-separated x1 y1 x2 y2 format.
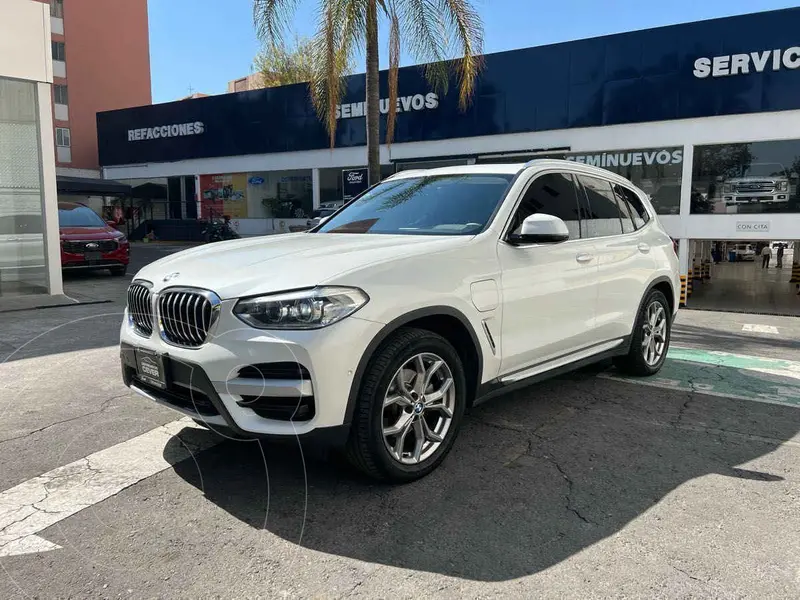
163 272 180 282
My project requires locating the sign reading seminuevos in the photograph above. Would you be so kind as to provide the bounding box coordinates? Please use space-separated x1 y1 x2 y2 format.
128 121 205 142
566 149 683 167
694 47 800 78
336 93 439 120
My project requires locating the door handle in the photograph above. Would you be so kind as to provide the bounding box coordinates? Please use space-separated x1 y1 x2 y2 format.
637 243 651 253
575 253 593 264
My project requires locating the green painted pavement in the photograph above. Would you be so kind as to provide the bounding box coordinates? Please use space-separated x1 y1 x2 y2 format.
603 347 800 408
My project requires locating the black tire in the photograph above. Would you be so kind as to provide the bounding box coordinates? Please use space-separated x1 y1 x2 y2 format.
344 327 467 483
613 289 671 376
110 264 127 276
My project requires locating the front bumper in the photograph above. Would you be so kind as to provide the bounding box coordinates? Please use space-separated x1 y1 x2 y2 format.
724 194 788 204
120 304 384 441
62 244 130 268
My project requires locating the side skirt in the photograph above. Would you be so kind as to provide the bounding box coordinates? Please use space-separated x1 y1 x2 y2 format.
473 337 630 407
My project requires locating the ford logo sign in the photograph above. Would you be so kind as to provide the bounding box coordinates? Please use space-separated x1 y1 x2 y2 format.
85 242 99 249
248 176 265 185
347 171 364 184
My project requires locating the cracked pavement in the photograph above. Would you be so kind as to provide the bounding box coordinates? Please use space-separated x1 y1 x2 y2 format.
0 252 799 597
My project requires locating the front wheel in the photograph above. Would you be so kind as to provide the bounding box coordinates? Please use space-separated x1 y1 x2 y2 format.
613 289 671 376
345 327 466 483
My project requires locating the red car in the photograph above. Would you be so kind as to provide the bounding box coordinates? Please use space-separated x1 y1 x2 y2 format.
59 202 130 275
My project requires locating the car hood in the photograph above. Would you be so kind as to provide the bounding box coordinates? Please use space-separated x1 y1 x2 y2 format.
60 226 119 240
135 233 471 299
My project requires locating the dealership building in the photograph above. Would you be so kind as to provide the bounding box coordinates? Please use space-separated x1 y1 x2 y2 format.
97 8 800 314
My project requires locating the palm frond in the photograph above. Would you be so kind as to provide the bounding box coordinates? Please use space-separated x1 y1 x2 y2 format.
253 0 300 44
437 0 484 110
398 0 450 95
309 0 364 148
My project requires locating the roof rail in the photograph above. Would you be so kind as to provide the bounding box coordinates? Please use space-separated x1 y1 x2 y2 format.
385 169 426 180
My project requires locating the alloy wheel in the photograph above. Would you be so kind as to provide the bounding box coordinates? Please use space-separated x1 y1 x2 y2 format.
641 301 667 366
382 352 456 465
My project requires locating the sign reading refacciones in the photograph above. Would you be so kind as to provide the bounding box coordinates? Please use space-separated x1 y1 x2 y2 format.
342 168 369 201
736 221 770 232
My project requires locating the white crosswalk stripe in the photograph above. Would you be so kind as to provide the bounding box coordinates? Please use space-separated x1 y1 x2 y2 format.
0 418 220 557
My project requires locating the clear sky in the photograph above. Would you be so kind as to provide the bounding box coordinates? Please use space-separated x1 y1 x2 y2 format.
148 0 799 103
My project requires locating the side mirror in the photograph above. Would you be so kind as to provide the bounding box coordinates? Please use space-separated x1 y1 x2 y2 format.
318 216 331 226
509 213 570 245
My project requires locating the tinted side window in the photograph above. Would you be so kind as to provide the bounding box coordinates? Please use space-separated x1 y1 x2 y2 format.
612 188 636 234
577 175 624 238
510 172 582 240
614 184 650 230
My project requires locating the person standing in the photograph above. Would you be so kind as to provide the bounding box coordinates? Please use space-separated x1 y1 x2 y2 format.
776 243 784 268
761 244 772 269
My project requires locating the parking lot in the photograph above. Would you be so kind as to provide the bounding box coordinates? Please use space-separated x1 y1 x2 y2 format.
1 245 799 598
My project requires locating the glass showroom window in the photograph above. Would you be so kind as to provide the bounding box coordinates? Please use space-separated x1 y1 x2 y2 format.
0 78 48 296
561 147 684 215
319 165 395 207
246 170 312 218
691 140 800 215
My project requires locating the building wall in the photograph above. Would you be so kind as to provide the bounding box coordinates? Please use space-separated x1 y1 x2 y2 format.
227 73 265 93
35 0 152 172
103 108 800 245
0 2 52 82
0 0 62 298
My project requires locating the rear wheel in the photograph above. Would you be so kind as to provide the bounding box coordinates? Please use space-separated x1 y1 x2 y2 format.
613 289 671 376
345 327 466 483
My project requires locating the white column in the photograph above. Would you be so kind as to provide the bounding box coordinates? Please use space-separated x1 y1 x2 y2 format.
195 175 202 218
37 82 63 296
678 144 693 218
179 177 187 219
678 238 689 276
312 168 321 211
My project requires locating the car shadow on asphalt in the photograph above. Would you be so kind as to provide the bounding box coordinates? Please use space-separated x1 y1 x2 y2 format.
167 369 800 582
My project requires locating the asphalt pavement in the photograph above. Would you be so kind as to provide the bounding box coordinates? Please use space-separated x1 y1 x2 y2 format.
1 244 799 599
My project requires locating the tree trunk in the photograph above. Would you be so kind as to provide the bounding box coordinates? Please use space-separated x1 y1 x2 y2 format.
365 0 381 186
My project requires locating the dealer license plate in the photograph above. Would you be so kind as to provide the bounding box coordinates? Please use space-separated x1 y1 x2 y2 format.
135 347 167 389
84 251 102 261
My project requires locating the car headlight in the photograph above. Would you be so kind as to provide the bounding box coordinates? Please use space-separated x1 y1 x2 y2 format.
778 181 789 192
117 235 128 244
233 286 369 330
722 184 732 193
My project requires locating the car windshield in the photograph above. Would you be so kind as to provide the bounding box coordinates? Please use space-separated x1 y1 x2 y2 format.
740 163 786 178
315 174 514 235
58 205 106 227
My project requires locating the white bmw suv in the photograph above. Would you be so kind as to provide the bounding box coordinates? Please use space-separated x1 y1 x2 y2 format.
121 160 679 482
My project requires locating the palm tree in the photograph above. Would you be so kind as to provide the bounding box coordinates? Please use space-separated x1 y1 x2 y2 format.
254 0 484 186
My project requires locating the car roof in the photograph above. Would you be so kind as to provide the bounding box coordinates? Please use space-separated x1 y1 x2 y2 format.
386 159 636 185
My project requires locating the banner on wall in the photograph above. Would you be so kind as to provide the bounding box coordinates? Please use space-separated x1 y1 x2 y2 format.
199 174 248 219
342 168 369 201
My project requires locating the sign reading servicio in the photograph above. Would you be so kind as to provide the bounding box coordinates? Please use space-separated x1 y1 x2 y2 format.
693 47 800 78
